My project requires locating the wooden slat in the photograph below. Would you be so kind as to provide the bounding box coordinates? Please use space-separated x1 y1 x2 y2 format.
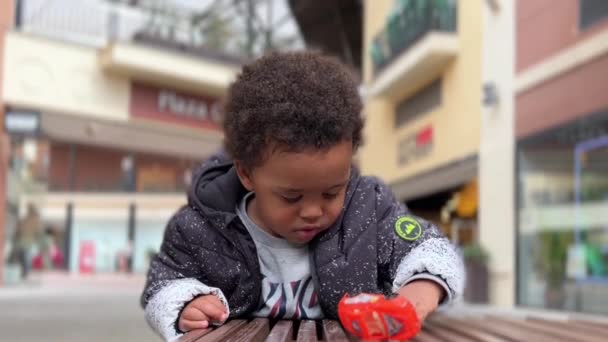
180 329 213 342
413 330 445 342
322 320 350 342
526 317 605 336
223 319 270 342
524 317 608 340
198 320 248 342
487 316 604 342
423 322 475 342
266 320 294 342
430 317 508 342
569 319 608 330
297 320 318 342
566 320 608 336
447 317 555 342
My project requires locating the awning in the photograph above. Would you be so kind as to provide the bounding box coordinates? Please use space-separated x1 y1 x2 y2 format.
40 112 222 159
391 155 478 201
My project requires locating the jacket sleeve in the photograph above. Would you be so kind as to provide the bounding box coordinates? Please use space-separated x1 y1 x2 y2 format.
140 209 230 341
374 180 465 305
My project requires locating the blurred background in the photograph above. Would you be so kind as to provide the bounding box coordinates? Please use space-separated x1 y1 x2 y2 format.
0 0 607 340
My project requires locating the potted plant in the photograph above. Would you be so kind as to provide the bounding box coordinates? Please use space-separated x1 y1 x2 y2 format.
463 243 490 303
535 231 572 309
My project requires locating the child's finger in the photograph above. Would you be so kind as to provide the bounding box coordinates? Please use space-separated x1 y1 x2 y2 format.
182 307 210 322
179 318 208 332
199 301 228 322
204 296 228 313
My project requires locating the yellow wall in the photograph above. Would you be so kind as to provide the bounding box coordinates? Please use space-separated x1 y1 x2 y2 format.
360 0 483 185
2 32 130 121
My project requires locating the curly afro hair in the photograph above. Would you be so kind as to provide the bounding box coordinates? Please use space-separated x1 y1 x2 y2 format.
223 51 363 169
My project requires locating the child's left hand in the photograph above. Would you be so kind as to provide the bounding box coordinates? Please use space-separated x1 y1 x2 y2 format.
396 279 444 322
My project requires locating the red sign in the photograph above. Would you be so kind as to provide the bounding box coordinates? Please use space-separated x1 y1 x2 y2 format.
130 82 222 131
79 241 96 274
415 126 433 146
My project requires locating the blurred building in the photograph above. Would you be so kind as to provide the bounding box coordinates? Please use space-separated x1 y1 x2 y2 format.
303 0 608 317
292 0 484 301
0 0 16 284
1 0 240 281
514 0 608 315
359 0 481 243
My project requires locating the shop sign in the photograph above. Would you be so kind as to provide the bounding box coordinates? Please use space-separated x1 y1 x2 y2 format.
3 110 40 136
398 125 434 165
130 82 222 131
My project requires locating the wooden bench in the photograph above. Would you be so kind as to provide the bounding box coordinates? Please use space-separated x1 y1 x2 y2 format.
180 313 608 341
180 319 350 342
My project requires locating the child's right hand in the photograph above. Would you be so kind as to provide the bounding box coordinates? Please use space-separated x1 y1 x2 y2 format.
178 295 228 332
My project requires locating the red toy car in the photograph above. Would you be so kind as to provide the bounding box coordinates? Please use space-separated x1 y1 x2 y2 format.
338 293 421 341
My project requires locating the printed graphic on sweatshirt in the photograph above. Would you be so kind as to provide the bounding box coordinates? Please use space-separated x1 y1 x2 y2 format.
395 216 423 241
254 276 322 319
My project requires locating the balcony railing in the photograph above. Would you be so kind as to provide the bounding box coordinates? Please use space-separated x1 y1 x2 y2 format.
14 0 233 55
14 0 301 61
370 0 457 75
15 0 143 47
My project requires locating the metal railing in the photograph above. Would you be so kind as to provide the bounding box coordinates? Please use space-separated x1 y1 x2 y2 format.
13 0 298 61
15 0 150 47
370 0 458 74
14 0 237 49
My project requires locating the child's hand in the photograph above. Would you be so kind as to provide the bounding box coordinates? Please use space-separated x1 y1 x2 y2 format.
396 280 444 322
178 295 228 332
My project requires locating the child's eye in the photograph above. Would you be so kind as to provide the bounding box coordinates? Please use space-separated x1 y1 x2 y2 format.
281 195 302 204
323 193 339 200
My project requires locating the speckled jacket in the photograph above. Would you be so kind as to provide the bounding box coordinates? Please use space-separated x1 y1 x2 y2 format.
141 154 464 341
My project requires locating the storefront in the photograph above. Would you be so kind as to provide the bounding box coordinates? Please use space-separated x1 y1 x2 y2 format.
2 30 236 280
516 109 608 314
3 110 219 276
513 0 608 313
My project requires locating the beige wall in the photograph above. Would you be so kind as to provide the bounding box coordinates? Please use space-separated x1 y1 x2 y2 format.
360 0 482 184
2 32 130 121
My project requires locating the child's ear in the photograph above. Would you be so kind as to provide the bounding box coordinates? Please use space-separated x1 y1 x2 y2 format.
234 160 254 191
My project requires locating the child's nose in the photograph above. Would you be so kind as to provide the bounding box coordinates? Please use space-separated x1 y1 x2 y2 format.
300 204 323 220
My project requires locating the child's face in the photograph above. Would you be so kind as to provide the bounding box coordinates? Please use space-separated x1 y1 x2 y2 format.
236 140 353 244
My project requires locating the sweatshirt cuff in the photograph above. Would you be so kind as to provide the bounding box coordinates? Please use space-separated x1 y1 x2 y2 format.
391 238 465 304
144 278 229 341
399 273 453 305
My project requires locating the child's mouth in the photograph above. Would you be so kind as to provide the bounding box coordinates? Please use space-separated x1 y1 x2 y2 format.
294 227 322 241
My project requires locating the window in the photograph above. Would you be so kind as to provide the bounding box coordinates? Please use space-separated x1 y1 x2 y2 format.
580 0 608 29
395 79 442 128
516 110 608 314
